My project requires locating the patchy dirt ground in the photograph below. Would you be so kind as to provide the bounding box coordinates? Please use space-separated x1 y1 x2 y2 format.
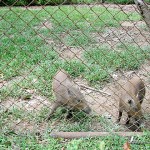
32 4 150 60
42 20 150 60
39 19 150 61
84 62 150 118
93 21 150 50
1 62 149 133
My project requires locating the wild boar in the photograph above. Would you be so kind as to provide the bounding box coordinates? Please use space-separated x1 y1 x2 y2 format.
117 76 145 127
46 69 91 120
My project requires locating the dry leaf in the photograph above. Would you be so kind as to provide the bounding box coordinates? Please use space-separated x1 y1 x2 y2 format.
26 89 35 94
123 142 131 150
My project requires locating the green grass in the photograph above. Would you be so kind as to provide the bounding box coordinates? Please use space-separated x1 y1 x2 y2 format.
1 5 148 99
0 5 150 149
0 131 150 149
83 45 150 83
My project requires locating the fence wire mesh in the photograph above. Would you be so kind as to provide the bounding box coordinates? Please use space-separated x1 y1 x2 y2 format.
0 0 150 140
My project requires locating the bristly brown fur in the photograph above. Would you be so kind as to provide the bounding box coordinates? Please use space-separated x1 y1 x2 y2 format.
46 69 91 121
117 76 145 128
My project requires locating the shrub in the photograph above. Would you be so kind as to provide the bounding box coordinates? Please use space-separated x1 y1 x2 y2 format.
0 0 98 6
105 0 134 4
0 0 28 6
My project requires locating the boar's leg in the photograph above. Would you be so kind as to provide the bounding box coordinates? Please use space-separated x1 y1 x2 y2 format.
66 110 73 119
125 114 131 124
46 102 60 121
138 89 145 104
117 110 123 123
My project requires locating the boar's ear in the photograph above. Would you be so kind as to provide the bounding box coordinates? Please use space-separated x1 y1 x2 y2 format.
67 89 75 97
75 98 81 103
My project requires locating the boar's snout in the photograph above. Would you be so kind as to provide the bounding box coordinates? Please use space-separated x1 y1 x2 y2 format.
83 106 91 114
135 116 144 127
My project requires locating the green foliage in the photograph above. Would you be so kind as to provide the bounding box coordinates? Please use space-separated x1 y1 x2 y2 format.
0 133 62 149
0 0 98 6
0 0 28 6
1 0 150 6
1 131 150 150
64 31 95 46
61 60 86 77
105 0 134 4
36 0 65 5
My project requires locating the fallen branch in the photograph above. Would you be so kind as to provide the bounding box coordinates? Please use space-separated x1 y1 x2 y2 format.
50 132 143 139
79 84 111 96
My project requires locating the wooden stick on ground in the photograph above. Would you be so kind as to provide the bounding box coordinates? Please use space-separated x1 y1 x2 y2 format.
50 132 143 139
79 84 111 96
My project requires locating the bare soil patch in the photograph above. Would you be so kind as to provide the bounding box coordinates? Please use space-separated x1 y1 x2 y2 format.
0 76 24 89
35 20 53 30
11 120 49 134
1 95 51 112
93 21 150 49
57 45 84 60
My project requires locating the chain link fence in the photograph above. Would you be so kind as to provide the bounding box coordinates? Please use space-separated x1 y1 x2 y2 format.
0 0 150 140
